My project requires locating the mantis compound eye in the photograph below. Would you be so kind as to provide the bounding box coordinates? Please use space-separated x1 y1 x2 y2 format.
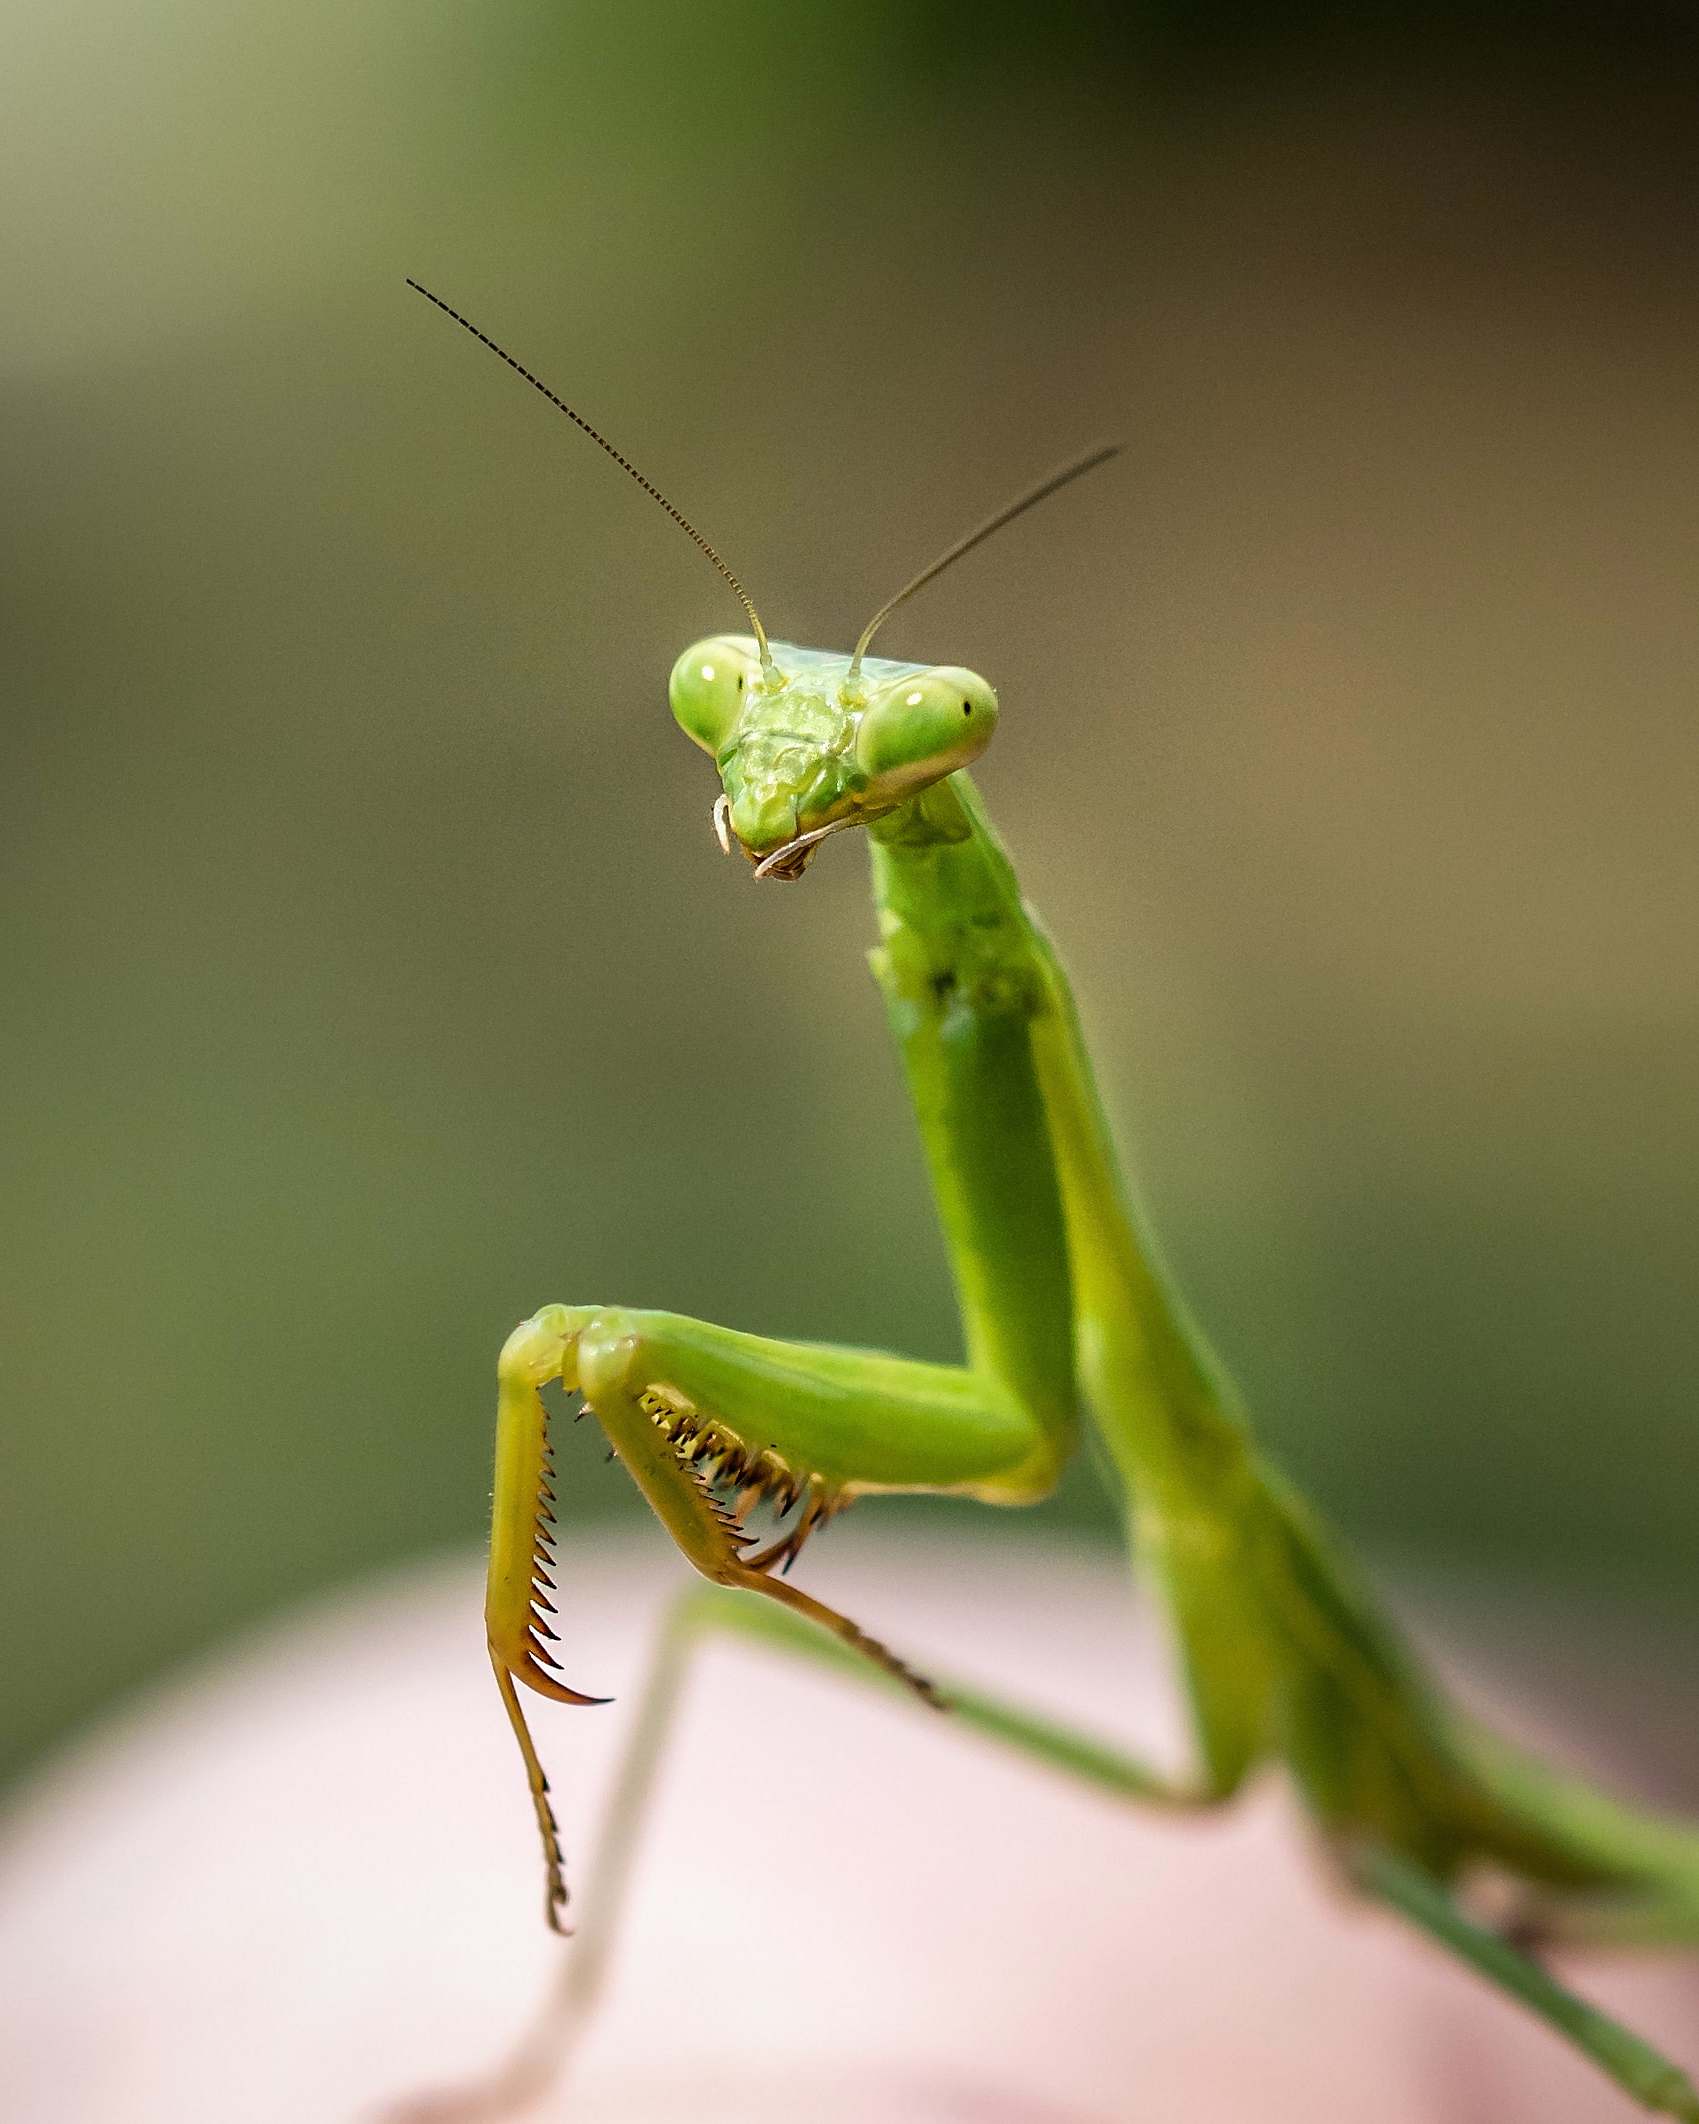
668 635 759 756
854 665 998 792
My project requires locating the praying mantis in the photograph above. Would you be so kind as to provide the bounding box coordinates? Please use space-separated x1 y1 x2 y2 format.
404 279 1699 2121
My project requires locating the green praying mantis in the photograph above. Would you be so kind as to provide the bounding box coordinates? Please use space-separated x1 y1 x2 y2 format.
404 279 1699 2121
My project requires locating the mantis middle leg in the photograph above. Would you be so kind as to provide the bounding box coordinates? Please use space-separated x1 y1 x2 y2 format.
431 1576 1234 2124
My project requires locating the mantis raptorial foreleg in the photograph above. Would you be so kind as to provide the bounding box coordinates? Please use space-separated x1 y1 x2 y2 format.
496 1299 1046 1714
398 281 1699 2124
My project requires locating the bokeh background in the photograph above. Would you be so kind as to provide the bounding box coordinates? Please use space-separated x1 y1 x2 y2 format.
4 2 1697 1793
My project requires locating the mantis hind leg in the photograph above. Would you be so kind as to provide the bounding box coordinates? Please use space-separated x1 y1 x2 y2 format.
1353 1847 1699 2122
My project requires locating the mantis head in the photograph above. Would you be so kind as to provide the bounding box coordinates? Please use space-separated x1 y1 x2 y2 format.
669 636 998 880
404 279 1117 881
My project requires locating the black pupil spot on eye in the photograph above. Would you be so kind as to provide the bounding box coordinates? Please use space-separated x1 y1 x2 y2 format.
961 700 972 715
737 676 744 690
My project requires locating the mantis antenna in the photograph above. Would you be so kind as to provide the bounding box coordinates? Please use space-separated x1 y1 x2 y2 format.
847 441 1122 678
405 278 776 678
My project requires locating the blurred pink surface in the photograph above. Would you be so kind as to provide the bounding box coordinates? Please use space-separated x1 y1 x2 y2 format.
1 1531 1695 2123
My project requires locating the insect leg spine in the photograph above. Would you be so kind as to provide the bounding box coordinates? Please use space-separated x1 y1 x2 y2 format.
633 1383 851 1574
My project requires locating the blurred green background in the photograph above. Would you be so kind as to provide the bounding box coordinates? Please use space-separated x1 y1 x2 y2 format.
4 2 1697 1790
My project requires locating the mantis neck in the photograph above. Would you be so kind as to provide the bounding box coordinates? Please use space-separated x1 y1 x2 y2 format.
868 771 1254 1509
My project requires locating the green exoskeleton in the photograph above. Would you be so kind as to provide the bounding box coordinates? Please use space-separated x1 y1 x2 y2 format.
404 280 1699 2121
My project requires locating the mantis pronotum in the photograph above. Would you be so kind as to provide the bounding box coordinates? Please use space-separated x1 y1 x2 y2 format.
403 279 1699 2121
